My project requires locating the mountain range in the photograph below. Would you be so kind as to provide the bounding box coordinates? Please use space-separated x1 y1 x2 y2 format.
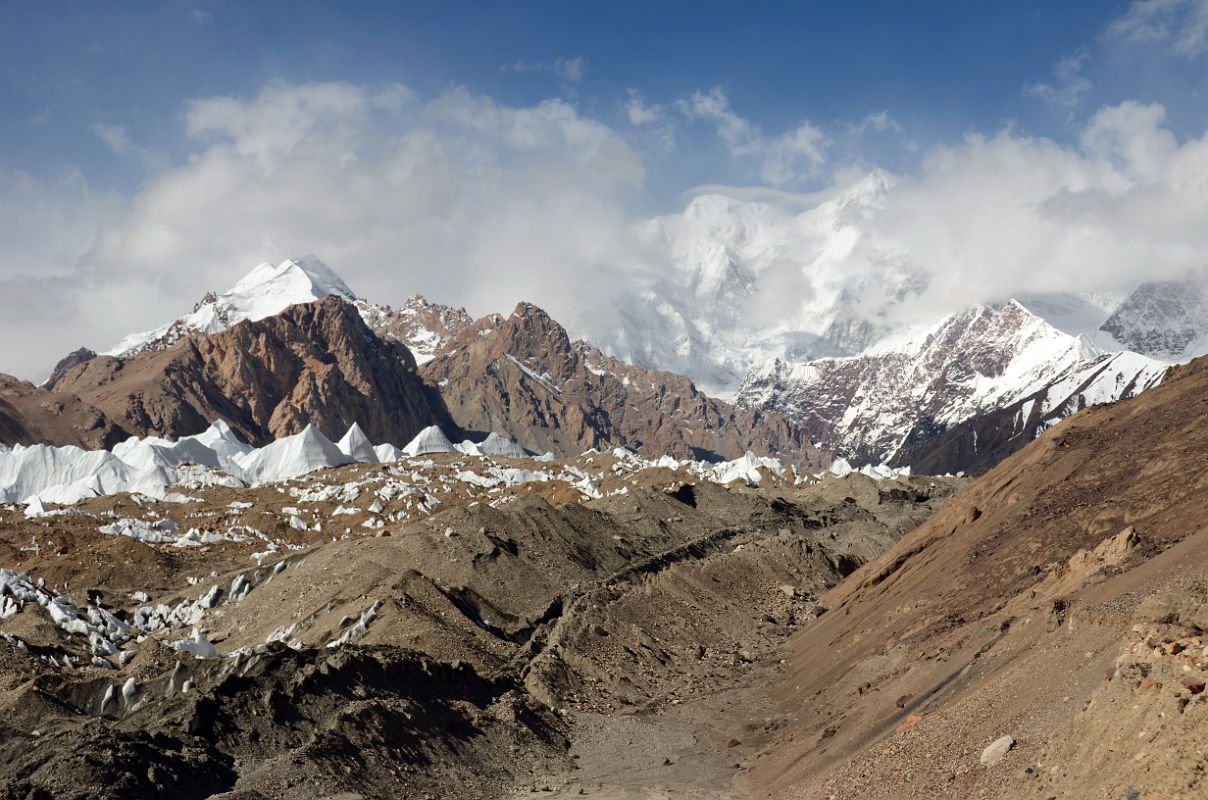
9 231 1208 475
5 225 1208 800
581 173 1208 471
6 257 825 469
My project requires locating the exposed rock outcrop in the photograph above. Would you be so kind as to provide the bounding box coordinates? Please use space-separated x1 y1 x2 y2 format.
420 302 826 466
356 294 473 365
0 373 126 449
43 348 97 392
51 297 454 447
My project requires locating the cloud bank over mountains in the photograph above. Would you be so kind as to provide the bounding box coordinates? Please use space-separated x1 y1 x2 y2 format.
2 71 1208 380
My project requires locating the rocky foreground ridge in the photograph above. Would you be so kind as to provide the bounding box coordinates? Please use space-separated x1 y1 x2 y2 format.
745 354 1208 799
0 437 951 798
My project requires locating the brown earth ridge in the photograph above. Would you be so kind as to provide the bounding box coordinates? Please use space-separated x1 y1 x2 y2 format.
746 355 1208 799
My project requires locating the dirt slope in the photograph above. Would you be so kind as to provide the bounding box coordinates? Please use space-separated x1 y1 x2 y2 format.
0 457 957 799
750 356 1208 799
0 374 126 449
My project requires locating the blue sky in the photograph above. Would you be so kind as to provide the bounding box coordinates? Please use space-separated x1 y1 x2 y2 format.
4 0 1191 197
3 0 1208 379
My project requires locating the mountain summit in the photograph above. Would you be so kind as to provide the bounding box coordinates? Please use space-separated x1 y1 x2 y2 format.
103 256 357 357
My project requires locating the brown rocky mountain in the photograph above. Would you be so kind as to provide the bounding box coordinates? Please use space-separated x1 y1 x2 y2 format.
49 296 453 447
419 301 827 466
355 294 474 364
747 355 1208 799
18 294 821 466
0 373 126 449
42 347 98 392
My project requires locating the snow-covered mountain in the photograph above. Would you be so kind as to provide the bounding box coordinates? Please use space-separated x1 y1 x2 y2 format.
78 234 1208 473
737 300 1168 464
557 171 1208 469
597 171 924 396
101 255 469 367
104 257 357 357
1098 280 1208 361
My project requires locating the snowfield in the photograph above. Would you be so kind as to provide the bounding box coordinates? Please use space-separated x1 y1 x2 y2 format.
0 417 914 515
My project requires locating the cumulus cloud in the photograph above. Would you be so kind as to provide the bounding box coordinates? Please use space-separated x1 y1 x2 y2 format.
5 81 1208 386
1025 48 1093 113
624 89 661 125
0 81 650 378
1107 0 1208 56
677 87 829 185
871 102 1208 321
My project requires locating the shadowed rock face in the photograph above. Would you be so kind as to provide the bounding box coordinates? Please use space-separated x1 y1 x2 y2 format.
43 348 97 393
420 301 827 466
0 373 126 449
50 296 455 447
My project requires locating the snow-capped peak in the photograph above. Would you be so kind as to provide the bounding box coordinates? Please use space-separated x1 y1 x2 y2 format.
103 256 358 358
227 256 356 308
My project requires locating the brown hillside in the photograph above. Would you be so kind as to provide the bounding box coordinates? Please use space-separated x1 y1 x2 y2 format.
752 356 1208 799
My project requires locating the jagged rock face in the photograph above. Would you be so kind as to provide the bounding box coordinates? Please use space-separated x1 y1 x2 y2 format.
421 302 826 466
43 348 97 392
51 297 453 447
0 374 126 449
355 295 474 365
893 351 1165 474
738 302 1167 467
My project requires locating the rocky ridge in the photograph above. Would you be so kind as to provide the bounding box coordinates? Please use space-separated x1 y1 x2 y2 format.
49 296 453 448
419 301 826 466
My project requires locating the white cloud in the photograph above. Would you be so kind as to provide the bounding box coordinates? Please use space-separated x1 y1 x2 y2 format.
1079 100 1178 181
1024 48 1093 113
871 102 1208 316
624 89 661 125
850 110 902 134
0 81 647 379
183 81 412 168
503 56 586 82
677 87 829 186
1108 0 1208 56
90 122 133 154
6 83 1208 391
